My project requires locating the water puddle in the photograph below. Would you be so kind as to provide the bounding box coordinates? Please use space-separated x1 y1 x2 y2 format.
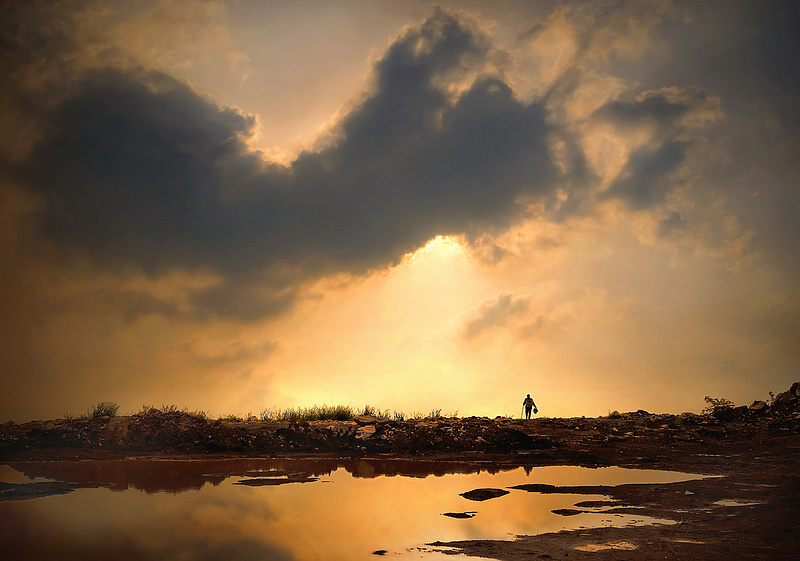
575 540 638 552
713 498 764 507
0 459 705 561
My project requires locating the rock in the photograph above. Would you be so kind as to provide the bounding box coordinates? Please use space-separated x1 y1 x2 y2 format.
552 508 584 516
749 400 768 413
460 488 510 501
712 407 737 421
443 512 476 518
355 425 376 440
772 382 800 413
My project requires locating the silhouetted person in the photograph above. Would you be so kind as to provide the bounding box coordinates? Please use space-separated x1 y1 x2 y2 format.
523 394 537 419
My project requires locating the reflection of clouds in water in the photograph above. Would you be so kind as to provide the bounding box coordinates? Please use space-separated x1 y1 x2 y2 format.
7 458 523 493
0 461 703 561
0 504 293 561
0 464 54 484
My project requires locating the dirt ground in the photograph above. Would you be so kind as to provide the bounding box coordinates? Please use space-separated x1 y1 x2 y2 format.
429 442 800 560
2 384 799 560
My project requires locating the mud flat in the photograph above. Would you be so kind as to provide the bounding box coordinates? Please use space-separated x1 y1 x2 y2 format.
430 460 799 560
2 383 799 560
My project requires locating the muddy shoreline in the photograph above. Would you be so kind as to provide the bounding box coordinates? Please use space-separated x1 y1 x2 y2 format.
2 385 799 560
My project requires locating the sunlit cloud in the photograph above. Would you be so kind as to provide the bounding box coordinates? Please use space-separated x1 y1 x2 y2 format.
462 292 533 340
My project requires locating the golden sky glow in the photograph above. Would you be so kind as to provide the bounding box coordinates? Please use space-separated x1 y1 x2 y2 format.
1 0 799 421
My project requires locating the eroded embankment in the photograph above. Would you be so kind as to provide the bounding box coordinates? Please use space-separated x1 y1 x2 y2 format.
1 383 798 465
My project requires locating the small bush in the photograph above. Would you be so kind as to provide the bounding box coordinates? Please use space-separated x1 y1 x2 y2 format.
86 402 119 418
607 410 624 419
702 396 735 415
326 405 356 421
136 404 206 418
259 407 279 421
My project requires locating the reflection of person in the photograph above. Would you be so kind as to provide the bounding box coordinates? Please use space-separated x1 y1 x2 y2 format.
523 394 537 419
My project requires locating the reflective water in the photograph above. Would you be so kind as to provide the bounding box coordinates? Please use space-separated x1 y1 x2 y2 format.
0 459 704 561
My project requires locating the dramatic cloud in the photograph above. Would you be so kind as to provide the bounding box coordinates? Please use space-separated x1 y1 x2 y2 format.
593 87 722 209
13 6 734 321
15 9 564 318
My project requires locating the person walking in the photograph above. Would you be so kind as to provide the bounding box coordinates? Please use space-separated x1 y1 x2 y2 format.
522 394 538 419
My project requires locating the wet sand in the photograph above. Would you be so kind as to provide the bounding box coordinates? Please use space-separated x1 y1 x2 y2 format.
429 448 799 560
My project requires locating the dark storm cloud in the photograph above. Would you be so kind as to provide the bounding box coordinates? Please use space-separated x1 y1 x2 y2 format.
20 9 561 317
606 140 688 209
10 6 739 320
31 68 281 273
591 88 720 209
594 91 699 129
682 0 800 137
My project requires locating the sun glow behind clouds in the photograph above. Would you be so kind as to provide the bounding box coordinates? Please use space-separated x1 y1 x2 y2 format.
402 235 466 264
255 234 493 417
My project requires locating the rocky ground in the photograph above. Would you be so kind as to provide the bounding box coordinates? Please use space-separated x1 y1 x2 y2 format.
2 383 799 560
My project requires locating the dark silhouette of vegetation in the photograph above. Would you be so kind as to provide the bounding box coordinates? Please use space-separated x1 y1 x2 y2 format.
138 404 208 418
64 403 455 423
85 402 119 418
257 404 453 423
702 396 735 415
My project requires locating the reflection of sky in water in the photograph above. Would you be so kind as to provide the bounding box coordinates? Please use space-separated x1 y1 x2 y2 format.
0 465 53 484
0 460 704 561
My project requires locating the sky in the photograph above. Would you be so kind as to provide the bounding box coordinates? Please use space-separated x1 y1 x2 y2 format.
1 0 799 422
